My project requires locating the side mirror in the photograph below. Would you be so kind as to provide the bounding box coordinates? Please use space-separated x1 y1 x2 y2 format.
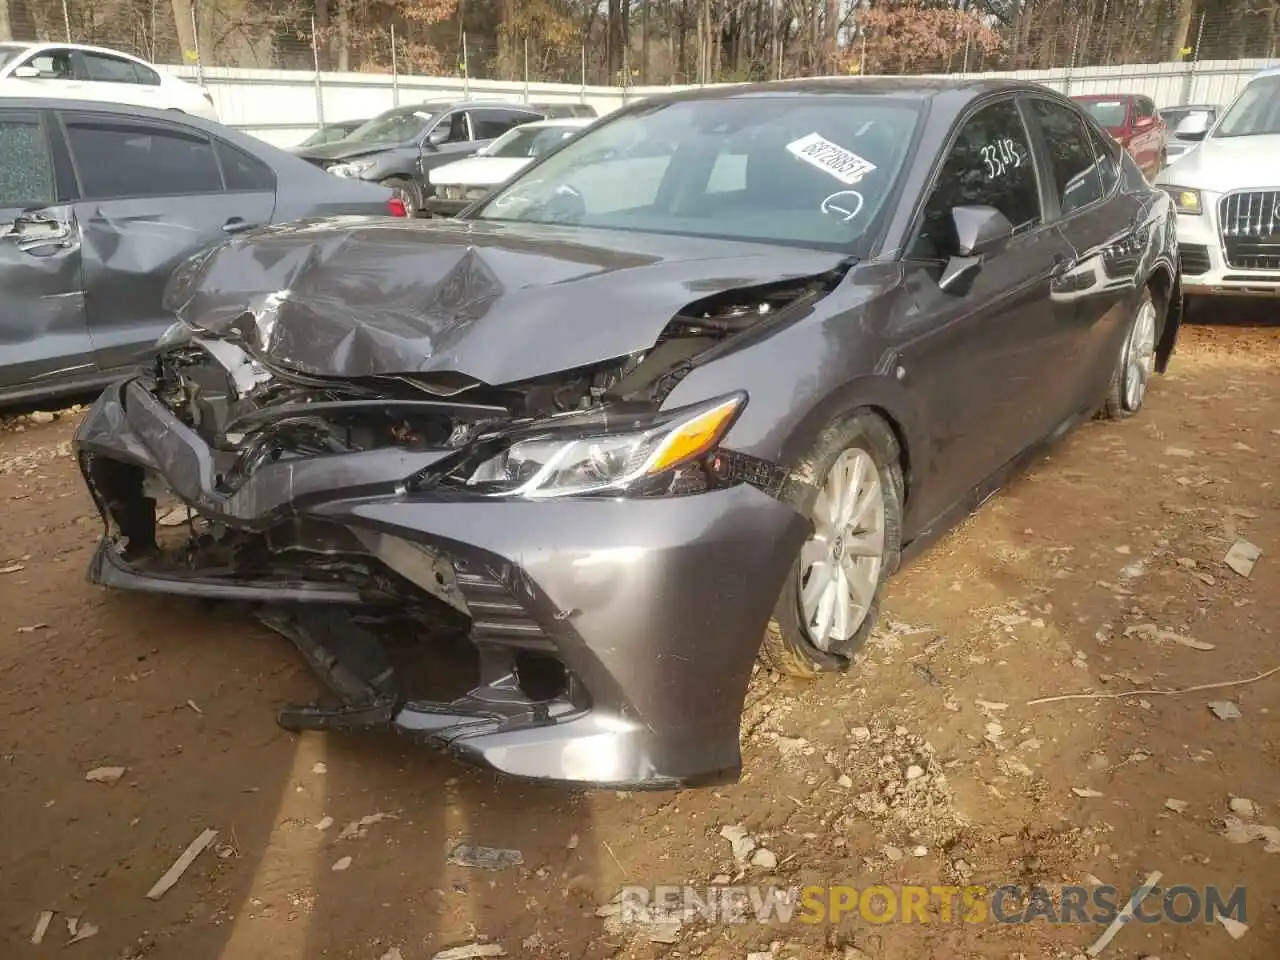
12 66 40 79
939 205 1014 294
1175 112 1211 141
474 144 489 156
953 205 1013 257
1134 115 1155 130
425 126 449 149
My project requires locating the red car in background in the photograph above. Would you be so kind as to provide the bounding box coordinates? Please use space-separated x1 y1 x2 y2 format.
1072 93 1168 178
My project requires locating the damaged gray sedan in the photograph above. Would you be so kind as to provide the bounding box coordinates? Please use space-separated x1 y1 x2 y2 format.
74 78 1182 788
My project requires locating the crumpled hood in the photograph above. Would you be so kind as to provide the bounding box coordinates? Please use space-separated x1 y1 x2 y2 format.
294 139 406 162
1159 134 1280 191
163 217 849 386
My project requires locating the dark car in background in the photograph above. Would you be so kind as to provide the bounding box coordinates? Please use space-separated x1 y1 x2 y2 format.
0 98 404 407
1159 103 1219 161
1072 93 1168 177
74 78 1180 789
293 99 546 216
291 117 368 150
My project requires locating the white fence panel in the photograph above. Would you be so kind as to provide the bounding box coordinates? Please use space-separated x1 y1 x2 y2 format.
161 58 1279 148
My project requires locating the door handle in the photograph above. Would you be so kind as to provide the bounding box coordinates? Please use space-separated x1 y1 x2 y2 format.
222 218 258 234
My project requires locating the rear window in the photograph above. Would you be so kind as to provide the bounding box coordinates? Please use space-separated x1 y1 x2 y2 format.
1079 99 1129 128
0 44 27 73
476 97 921 251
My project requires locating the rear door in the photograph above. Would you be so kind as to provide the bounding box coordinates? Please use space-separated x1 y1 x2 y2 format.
72 50 163 111
1024 96 1138 415
901 96 1071 523
0 107 94 401
59 111 277 373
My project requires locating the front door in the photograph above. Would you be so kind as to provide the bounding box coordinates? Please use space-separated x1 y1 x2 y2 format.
0 108 94 403
59 112 277 373
898 97 1070 527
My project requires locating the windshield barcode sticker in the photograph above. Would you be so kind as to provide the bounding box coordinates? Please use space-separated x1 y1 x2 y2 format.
785 133 877 185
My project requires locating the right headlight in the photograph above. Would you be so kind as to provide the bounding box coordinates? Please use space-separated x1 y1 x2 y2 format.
1160 185 1203 215
329 160 375 178
433 394 746 499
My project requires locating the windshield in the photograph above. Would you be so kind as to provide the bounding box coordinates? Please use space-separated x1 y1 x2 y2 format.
299 122 361 148
1080 100 1129 128
471 96 922 250
488 125 580 159
1213 76 1280 138
0 43 27 73
343 107 437 145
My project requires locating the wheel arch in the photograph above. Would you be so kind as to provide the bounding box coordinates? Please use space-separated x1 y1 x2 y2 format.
1145 258 1180 373
773 377 921 539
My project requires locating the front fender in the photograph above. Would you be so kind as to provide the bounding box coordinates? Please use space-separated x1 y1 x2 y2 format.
661 300 927 525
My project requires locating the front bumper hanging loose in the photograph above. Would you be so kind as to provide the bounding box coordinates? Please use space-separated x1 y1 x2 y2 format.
74 378 809 789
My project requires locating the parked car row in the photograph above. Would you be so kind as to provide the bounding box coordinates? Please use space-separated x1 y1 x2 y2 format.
70 76 1184 788
288 99 597 216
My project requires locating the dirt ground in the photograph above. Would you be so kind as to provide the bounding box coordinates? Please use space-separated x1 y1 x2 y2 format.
2 317 1278 960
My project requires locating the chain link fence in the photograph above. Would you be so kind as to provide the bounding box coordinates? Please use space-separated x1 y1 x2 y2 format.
3 0 1276 145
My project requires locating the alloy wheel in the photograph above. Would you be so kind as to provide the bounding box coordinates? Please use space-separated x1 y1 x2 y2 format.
1123 298 1157 411
797 447 885 651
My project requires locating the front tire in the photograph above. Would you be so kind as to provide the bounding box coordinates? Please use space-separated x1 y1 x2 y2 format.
1102 287 1158 420
760 411 904 678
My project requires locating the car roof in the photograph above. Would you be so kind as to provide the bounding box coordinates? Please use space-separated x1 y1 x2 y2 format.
0 40 155 63
1070 93 1141 101
412 98 547 110
1251 65 1280 81
517 117 594 130
0 97 263 148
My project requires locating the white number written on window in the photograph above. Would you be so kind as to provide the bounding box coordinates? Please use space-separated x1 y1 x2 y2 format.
980 138 1024 180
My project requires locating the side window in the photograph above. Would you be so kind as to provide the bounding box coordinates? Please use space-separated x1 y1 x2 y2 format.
1029 100 1103 215
64 120 223 199
133 63 161 86
82 53 143 84
21 48 74 80
908 99 1041 261
215 140 274 192
1135 98 1154 121
1088 125 1120 197
0 116 55 208
469 109 539 140
440 111 469 143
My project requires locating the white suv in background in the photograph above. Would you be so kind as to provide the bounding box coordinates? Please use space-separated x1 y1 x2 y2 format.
0 42 217 120
1156 67 1280 301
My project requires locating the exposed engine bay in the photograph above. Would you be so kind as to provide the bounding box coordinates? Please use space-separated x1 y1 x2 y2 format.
78 260 843 745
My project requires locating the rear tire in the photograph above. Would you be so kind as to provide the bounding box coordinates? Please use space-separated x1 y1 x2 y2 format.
381 177 421 218
760 411 904 678
1102 288 1158 420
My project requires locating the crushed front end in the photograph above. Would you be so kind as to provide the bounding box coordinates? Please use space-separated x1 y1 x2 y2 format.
75 330 809 788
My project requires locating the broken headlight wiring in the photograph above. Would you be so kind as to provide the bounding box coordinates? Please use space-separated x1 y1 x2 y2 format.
425 393 747 499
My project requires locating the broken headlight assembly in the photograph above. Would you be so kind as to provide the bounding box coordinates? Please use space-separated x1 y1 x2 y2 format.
429 393 746 499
